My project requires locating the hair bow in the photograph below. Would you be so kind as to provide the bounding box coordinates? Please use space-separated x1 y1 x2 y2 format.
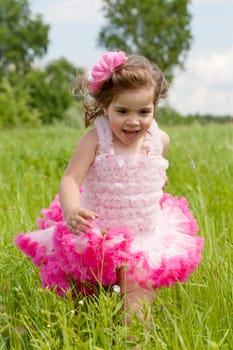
90 51 127 93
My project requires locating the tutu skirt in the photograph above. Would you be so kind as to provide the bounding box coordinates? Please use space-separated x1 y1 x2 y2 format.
15 193 204 296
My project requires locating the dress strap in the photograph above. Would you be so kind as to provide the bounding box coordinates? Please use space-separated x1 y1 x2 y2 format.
94 116 114 155
144 119 163 156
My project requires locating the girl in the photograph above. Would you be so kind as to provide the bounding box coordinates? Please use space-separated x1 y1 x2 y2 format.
15 51 204 328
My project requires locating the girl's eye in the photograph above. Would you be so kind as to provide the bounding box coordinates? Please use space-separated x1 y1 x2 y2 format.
117 109 127 114
140 110 150 115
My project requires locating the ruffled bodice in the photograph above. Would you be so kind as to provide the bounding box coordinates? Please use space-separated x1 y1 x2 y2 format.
81 116 168 234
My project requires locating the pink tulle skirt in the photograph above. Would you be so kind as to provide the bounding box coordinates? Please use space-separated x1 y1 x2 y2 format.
14 194 204 296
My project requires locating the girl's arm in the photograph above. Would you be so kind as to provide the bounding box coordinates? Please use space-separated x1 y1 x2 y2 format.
159 129 170 189
59 128 99 234
159 129 169 157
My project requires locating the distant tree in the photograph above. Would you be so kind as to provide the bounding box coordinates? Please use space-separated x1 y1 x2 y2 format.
98 0 192 80
0 78 41 127
24 58 79 124
2 56 81 126
0 0 49 78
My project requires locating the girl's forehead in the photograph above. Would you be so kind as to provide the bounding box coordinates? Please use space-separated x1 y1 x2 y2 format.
112 87 155 105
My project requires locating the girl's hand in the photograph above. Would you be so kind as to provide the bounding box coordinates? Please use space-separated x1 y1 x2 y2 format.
66 207 99 234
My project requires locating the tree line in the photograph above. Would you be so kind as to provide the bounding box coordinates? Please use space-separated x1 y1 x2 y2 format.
0 0 231 128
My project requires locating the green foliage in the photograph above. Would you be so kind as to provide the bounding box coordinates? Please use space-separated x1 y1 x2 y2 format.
0 0 49 78
157 106 233 126
0 77 41 127
186 113 233 125
3 57 81 126
156 105 191 125
45 57 79 85
24 58 78 124
63 101 85 128
98 0 192 80
0 124 233 349
0 1 81 127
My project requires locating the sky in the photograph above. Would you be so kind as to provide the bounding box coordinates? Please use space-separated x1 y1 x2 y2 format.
29 0 233 116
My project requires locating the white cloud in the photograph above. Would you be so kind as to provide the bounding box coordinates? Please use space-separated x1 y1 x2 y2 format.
190 48 233 87
168 48 233 116
41 0 103 24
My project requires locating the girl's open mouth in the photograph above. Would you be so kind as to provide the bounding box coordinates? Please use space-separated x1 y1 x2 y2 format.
122 129 140 139
123 130 140 134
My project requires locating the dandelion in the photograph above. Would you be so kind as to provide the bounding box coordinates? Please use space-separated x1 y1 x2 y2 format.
112 284 121 294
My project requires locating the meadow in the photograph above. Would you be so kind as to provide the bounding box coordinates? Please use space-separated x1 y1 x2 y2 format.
0 122 232 349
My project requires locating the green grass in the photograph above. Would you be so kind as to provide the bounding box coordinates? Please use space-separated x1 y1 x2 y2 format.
0 123 233 349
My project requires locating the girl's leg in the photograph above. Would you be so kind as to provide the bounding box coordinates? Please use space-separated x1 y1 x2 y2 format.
118 268 155 326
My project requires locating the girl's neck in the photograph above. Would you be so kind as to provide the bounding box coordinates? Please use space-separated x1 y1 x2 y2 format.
112 136 144 155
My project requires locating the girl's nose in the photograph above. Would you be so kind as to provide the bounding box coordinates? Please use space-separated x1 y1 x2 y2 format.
126 116 140 126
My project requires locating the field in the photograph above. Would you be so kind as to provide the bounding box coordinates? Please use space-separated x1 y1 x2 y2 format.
0 123 233 349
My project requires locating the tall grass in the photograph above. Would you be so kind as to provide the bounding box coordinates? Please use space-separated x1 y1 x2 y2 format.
0 123 232 349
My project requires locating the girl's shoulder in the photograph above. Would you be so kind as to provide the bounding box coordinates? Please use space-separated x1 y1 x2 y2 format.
159 128 169 144
75 128 98 160
79 127 98 145
158 128 170 157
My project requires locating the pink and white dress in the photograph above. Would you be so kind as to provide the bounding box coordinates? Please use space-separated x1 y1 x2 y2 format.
15 116 204 296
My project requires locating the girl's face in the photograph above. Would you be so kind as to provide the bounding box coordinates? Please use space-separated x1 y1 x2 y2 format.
104 87 155 146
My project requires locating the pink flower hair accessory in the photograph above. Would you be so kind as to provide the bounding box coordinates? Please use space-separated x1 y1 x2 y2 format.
90 51 127 93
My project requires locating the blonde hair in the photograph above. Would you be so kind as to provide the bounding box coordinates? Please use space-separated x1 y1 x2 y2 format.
72 54 169 127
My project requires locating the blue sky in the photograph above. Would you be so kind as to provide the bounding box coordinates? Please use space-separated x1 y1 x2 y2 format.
30 0 233 116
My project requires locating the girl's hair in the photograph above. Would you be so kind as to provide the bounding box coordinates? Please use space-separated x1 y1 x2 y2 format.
72 54 169 127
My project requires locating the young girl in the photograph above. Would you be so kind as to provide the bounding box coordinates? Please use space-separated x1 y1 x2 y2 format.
15 51 204 327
